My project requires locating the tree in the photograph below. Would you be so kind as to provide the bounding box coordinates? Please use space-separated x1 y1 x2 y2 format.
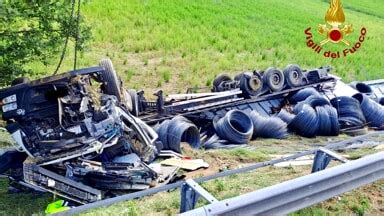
0 0 91 85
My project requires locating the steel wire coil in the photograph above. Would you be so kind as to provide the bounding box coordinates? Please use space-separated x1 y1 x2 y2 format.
293 95 330 114
325 104 340 136
353 93 384 128
276 109 296 124
349 82 373 95
156 116 200 153
213 110 253 144
288 104 319 137
248 111 288 139
201 134 248 149
289 87 321 104
330 96 366 129
315 105 339 136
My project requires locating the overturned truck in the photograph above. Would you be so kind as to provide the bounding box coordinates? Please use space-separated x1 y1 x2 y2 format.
2 58 382 205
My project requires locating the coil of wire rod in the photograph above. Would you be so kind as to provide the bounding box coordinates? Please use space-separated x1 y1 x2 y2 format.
379 97 384 106
349 82 373 95
201 134 248 149
213 110 253 144
155 116 200 153
325 104 340 136
155 119 171 150
293 95 330 114
288 104 319 137
353 93 384 128
276 109 296 124
315 105 339 136
248 111 288 139
330 96 366 129
316 106 330 136
289 87 322 104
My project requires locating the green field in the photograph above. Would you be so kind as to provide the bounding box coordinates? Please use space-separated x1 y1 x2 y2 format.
2 0 384 215
26 0 384 94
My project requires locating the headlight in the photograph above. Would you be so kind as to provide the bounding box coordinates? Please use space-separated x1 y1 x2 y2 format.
2 102 17 112
2 94 17 104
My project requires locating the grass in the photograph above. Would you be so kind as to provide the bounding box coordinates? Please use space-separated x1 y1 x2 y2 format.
0 130 14 148
21 0 384 94
1 135 383 215
0 178 52 216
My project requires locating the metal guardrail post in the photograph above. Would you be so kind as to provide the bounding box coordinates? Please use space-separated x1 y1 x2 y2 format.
312 147 348 173
181 152 384 216
180 179 218 213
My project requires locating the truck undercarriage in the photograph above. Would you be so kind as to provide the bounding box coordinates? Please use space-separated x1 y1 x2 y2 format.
1 58 366 205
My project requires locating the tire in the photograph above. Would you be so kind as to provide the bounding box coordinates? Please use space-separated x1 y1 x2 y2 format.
99 58 122 101
283 64 304 88
239 72 263 98
263 67 285 92
11 77 29 86
212 74 232 92
234 72 245 81
128 89 139 116
122 90 133 112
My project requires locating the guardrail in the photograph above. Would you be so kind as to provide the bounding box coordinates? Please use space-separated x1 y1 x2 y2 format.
54 131 384 216
181 151 384 215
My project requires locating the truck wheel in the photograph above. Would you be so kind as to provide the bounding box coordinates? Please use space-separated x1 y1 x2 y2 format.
234 72 245 81
128 89 139 116
239 72 263 98
284 64 304 88
99 58 122 101
263 67 285 92
212 74 231 92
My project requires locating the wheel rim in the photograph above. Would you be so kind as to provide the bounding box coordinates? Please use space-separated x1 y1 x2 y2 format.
292 71 299 80
248 77 261 91
272 73 281 85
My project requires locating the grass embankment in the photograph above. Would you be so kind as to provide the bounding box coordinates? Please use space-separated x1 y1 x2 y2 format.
26 0 384 94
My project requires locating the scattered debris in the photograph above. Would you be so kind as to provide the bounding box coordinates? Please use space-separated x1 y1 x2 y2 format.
1 59 384 210
160 158 209 171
